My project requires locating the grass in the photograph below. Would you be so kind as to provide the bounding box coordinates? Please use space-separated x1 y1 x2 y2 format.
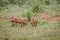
0 20 60 40
0 6 60 40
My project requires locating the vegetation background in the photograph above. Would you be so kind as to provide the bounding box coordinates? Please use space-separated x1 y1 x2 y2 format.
0 0 60 40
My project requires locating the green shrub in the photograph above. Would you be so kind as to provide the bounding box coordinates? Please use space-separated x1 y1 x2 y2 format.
27 12 31 21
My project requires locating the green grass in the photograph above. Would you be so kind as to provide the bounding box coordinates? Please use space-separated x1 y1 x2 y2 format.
0 7 60 40
0 19 60 40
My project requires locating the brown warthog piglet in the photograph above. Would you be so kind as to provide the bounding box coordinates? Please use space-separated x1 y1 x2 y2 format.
30 17 39 26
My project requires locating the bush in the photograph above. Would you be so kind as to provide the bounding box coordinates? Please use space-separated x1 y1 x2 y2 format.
27 12 31 21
